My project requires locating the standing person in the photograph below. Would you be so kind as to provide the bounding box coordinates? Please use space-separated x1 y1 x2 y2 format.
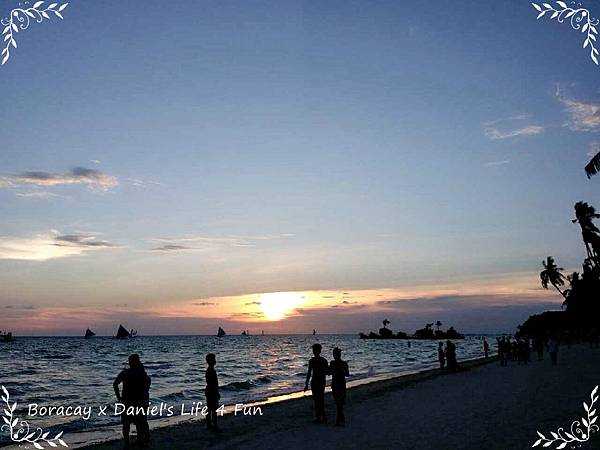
535 336 544 361
205 353 221 431
548 337 559 366
305 343 329 423
446 340 457 371
330 347 349 426
438 342 446 369
113 354 151 447
483 338 489 358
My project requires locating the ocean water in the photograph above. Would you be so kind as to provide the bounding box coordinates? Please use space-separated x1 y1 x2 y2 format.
0 335 495 446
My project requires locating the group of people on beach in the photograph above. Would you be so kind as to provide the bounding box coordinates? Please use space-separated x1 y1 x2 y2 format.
496 335 559 366
111 344 351 446
437 340 458 370
304 343 350 426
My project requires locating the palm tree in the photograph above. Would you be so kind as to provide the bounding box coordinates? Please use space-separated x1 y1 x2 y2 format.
540 256 567 298
573 202 600 262
435 320 442 332
382 319 390 329
585 151 600 178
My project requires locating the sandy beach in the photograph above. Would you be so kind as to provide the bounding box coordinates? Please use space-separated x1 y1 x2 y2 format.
84 344 600 450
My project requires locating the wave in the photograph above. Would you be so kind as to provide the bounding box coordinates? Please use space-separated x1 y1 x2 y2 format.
221 376 273 391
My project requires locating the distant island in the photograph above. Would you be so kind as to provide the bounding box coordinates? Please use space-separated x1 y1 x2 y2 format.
360 319 464 340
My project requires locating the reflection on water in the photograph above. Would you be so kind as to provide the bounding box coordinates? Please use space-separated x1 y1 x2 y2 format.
0 335 495 445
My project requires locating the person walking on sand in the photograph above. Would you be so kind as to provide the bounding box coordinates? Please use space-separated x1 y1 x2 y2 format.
547 337 559 366
205 353 221 431
305 343 329 423
483 338 489 358
438 342 445 369
330 347 349 426
113 354 151 447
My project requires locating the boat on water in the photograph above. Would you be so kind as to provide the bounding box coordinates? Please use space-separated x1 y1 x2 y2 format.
84 328 96 339
115 325 137 339
217 327 226 337
1 332 14 342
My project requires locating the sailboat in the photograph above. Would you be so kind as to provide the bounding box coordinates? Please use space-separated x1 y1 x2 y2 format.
84 328 96 339
217 327 226 337
115 324 131 340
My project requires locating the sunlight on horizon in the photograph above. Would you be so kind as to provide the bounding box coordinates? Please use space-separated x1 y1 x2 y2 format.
259 292 307 321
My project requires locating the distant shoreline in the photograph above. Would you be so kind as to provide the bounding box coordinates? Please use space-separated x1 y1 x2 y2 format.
3 333 502 338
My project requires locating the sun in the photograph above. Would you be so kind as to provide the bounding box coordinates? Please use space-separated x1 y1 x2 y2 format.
259 292 305 321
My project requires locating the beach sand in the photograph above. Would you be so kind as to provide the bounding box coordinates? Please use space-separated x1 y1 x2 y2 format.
86 344 600 450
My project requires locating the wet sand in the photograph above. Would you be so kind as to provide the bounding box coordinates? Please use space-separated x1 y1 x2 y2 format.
85 344 600 450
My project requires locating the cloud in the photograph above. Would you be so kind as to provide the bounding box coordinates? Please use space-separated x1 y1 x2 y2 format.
151 244 195 252
0 232 118 261
192 301 216 306
150 234 295 253
0 167 118 191
484 115 544 140
244 301 262 306
126 178 165 188
15 191 63 199
484 160 510 167
556 86 600 132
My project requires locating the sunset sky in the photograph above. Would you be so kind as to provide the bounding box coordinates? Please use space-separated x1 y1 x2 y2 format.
1 0 599 335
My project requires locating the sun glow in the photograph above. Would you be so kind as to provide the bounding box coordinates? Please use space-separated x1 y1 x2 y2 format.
259 292 306 321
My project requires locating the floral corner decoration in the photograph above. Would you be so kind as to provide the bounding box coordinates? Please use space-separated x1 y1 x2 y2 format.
1 385 68 449
532 1 599 65
532 385 599 449
1 1 69 66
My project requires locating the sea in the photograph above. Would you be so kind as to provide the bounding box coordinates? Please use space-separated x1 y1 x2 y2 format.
0 334 496 447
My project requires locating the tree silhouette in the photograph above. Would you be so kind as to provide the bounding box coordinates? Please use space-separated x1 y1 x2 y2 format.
382 319 390 329
573 201 600 262
435 320 442 331
540 256 567 298
585 150 600 178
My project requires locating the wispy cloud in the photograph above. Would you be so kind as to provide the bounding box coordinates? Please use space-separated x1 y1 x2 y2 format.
15 191 64 200
0 167 118 191
484 159 510 167
150 234 295 253
126 178 165 188
484 115 544 140
0 231 118 261
151 244 196 253
556 85 600 132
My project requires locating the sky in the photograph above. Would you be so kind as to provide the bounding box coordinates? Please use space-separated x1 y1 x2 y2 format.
0 0 599 335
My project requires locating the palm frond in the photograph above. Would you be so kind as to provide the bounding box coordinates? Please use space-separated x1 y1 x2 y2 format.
585 151 600 178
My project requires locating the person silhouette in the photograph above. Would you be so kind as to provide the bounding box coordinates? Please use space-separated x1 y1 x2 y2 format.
483 338 489 358
204 353 221 431
113 354 151 447
305 343 329 423
547 337 559 366
445 340 458 371
330 347 349 426
438 342 446 369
